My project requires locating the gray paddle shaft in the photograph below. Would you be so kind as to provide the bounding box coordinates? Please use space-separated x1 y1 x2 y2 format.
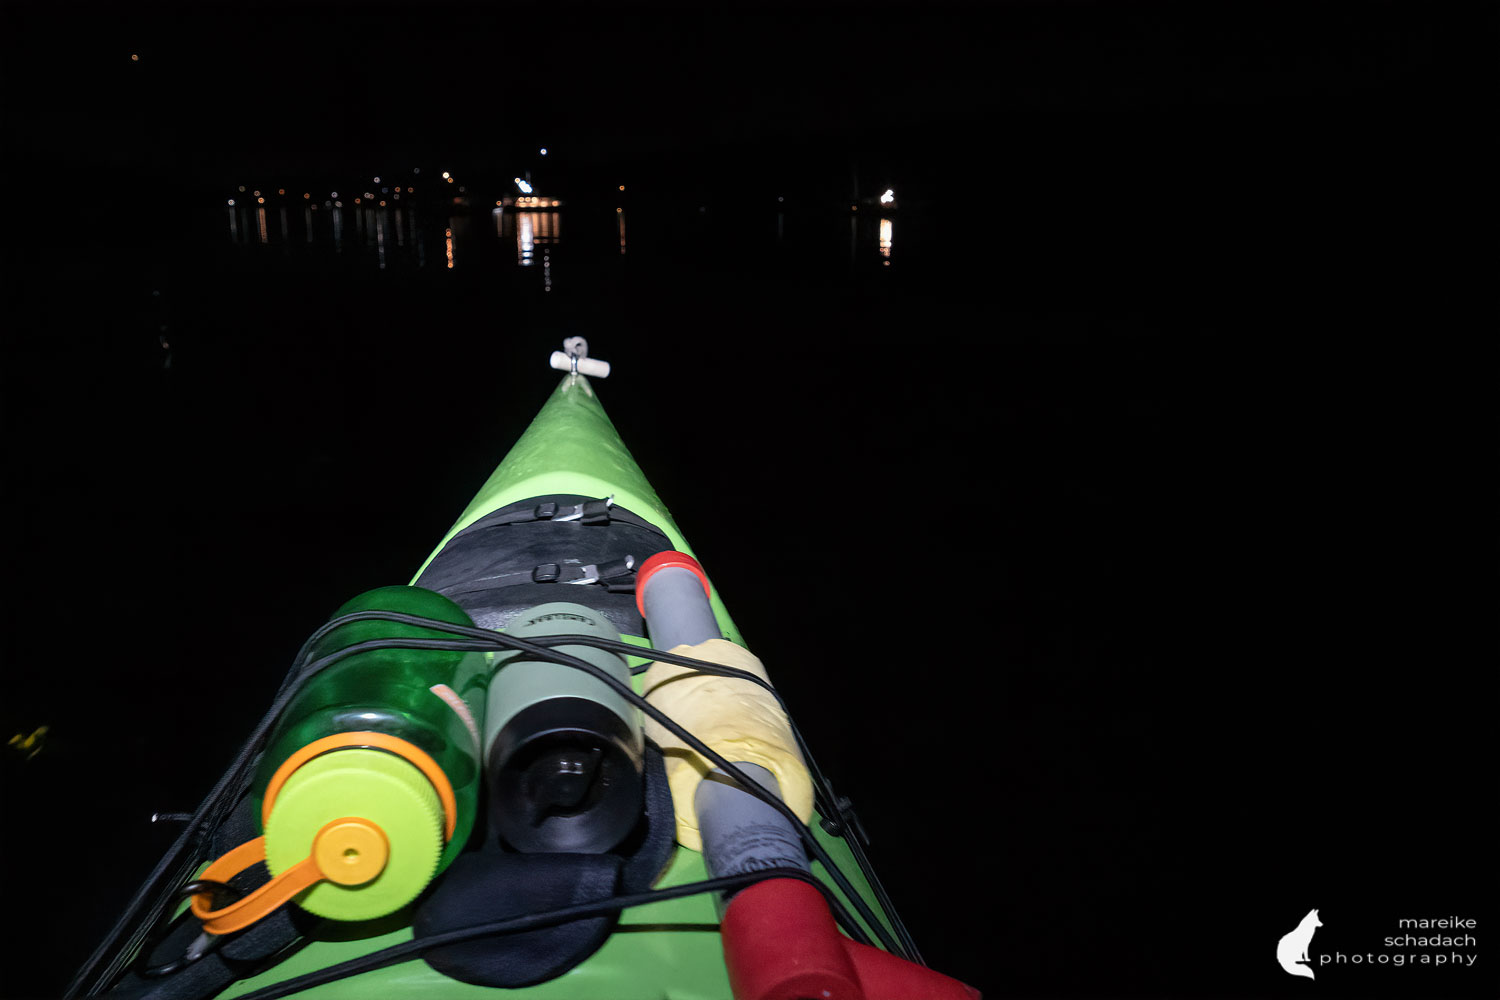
694 762 811 879
641 565 720 649
641 562 808 878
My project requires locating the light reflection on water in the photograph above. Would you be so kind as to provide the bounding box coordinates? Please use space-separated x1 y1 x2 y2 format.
228 200 475 270
512 210 562 290
223 196 901 283
517 212 533 266
516 211 559 267
847 210 897 267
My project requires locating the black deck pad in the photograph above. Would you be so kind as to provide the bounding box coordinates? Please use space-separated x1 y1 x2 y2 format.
414 740 678 988
413 851 624 988
414 494 673 634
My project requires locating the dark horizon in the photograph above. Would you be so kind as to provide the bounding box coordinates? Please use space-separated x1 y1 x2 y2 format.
10 0 1488 319
8 3 1484 176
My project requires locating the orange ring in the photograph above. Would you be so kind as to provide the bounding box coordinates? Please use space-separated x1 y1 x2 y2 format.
261 731 457 841
635 550 712 618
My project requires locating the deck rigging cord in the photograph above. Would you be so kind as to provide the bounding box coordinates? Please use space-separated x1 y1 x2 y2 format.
287 611 914 958
176 867 837 1000
68 609 919 997
370 612 922 962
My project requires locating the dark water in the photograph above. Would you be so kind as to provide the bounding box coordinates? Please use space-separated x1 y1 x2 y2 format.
3 4 1493 1000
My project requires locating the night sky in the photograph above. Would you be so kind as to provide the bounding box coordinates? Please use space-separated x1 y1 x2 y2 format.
2 3 1494 999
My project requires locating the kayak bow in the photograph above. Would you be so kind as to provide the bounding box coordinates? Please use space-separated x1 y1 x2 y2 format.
72 344 978 1000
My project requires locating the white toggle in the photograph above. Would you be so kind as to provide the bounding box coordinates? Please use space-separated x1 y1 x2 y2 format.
550 351 611 378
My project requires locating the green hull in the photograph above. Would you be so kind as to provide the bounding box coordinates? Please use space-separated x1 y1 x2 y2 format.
217 374 901 998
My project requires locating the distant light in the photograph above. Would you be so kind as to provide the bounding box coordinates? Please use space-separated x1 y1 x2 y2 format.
238 185 246 192
441 171 450 179
130 54 139 62
354 197 360 204
539 148 548 156
413 167 420 174
496 200 503 207
253 190 261 197
373 176 381 183
778 195 784 202
515 178 533 194
331 191 338 198
616 207 623 213
407 187 413 193
618 184 625 191
379 200 386 207
879 188 895 205
257 197 264 204
447 177 454 183
277 188 286 196
227 199 235 206
303 192 310 199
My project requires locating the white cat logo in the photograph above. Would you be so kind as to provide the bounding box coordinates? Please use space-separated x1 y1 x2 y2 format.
1276 908 1322 980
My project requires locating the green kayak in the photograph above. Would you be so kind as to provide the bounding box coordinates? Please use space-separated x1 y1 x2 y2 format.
69 349 978 1000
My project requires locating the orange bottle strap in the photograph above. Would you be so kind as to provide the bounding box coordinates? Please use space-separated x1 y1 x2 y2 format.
190 818 389 935
189 837 321 935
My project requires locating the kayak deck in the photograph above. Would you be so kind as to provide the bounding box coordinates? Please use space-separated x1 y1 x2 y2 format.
220 373 900 998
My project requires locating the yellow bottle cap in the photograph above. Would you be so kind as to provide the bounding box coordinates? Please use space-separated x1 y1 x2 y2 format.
264 748 443 921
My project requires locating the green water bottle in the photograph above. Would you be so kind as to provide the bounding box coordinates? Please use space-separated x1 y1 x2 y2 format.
193 586 489 934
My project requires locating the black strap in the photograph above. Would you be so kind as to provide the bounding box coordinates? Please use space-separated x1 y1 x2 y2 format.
528 498 615 525
455 496 621 534
447 555 638 592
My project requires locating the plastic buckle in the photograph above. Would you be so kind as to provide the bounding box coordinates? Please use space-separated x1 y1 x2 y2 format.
533 563 561 583
553 496 614 524
560 555 636 587
818 786 871 847
533 502 560 520
564 564 602 585
599 555 636 582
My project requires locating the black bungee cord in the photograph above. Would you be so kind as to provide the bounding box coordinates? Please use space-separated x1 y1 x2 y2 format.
229 867 842 1000
70 609 919 996
297 611 912 957
280 624 901 955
